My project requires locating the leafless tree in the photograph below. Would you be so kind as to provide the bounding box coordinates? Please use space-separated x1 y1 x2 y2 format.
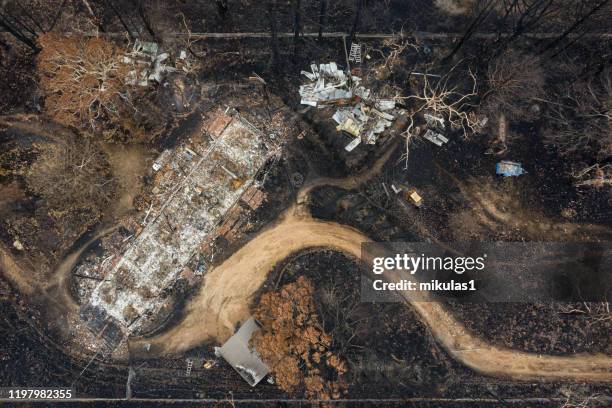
368 32 418 80
482 50 545 120
349 0 365 44
572 164 612 188
0 3 40 51
558 301 611 324
394 63 481 168
318 0 328 41
215 0 230 20
543 0 611 56
445 0 495 61
492 0 556 55
37 34 134 133
26 136 116 214
267 0 279 67
542 67 611 171
293 0 302 59
559 389 604 408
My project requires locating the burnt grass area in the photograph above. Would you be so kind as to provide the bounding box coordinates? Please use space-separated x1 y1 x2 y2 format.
253 250 609 401
0 278 289 401
0 282 128 398
1 1 611 403
307 131 611 357
448 302 612 356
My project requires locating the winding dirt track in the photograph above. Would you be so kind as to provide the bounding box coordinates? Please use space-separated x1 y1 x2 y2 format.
134 141 612 381
3 124 610 381
137 205 612 381
297 138 400 204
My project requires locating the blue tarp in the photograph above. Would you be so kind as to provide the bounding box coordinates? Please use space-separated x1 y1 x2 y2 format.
496 161 524 177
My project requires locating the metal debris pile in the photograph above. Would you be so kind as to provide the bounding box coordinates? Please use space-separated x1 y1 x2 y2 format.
124 40 193 86
299 62 399 151
422 113 449 146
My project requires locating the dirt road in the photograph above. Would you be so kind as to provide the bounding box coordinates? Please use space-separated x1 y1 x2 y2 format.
135 209 365 352
135 205 612 381
3 120 610 381
133 140 612 381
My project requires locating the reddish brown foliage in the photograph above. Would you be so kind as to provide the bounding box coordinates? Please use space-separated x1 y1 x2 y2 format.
37 34 145 139
252 276 348 400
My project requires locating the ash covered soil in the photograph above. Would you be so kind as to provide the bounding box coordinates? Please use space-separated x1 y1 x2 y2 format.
253 250 611 400
1 1 611 403
307 130 611 357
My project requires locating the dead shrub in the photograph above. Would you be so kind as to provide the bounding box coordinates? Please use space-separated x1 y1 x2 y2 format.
252 276 348 400
26 136 116 217
37 33 147 139
542 68 611 167
482 50 545 121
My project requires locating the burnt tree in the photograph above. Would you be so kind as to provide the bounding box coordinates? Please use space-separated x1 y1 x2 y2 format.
267 0 279 67
543 0 611 56
445 0 495 61
293 0 301 59
0 5 39 51
318 0 327 41
215 0 229 20
349 0 365 44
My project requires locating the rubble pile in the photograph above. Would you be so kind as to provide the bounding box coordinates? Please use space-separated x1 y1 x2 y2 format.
124 40 194 86
298 62 400 151
78 108 273 334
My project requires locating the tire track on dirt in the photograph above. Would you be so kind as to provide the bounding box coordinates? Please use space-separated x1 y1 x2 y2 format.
134 141 612 381
134 207 612 381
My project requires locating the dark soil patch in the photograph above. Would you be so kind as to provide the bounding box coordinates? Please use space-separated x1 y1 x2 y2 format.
448 302 611 356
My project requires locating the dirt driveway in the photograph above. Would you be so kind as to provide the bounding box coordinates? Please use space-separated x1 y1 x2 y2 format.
135 204 612 382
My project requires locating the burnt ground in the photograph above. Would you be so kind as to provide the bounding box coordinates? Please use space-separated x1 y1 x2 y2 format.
251 250 611 402
307 131 611 357
1 2 611 404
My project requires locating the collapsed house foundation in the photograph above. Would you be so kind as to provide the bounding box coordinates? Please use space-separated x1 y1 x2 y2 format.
299 62 399 151
78 106 278 346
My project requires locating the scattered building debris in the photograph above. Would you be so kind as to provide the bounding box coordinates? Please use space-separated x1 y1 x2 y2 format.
422 129 449 146
203 360 217 370
424 113 445 130
124 39 192 87
344 136 361 151
12 240 23 251
299 62 351 107
572 164 612 188
298 62 403 149
496 160 524 177
218 317 270 387
240 184 267 211
349 42 362 63
185 358 193 377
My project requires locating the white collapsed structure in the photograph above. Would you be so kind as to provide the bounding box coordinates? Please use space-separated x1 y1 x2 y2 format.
216 317 270 387
299 62 399 151
124 40 194 86
80 110 272 338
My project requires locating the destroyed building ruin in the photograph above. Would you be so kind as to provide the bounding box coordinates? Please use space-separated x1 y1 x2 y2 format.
78 107 277 340
299 62 399 151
